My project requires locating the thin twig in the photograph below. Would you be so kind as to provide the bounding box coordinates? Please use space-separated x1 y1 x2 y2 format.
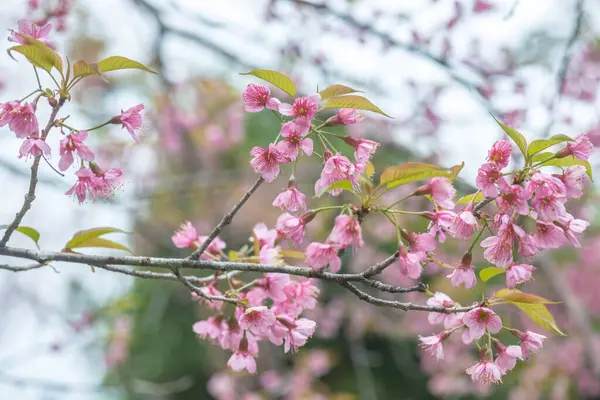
0 263 46 272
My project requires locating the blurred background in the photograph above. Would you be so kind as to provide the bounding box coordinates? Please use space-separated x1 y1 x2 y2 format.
1 0 600 398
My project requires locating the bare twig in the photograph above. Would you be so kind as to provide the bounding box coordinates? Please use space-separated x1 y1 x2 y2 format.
0 263 46 272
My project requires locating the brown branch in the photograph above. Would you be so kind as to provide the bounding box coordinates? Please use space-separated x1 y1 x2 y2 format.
0 263 46 272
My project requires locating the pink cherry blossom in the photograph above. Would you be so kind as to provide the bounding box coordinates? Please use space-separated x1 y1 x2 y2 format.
172 221 198 248
557 165 587 198
465 361 503 385
9 19 53 47
250 144 288 182
426 292 456 326
496 184 532 215
65 167 99 203
114 104 144 143
305 242 342 273
0 101 18 127
327 215 364 248
417 177 456 209
494 341 523 373
227 343 257 374
418 333 447 360
191 285 224 310
532 186 567 221
271 316 316 353
557 213 590 247
450 203 478 239
487 140 512 169
425 211 455 243
219 318 243 350
314 153 358 196
513 330 546 359
462 307 502 341
529 171 567 195
563 133 594 160
505 263 536 289
341 137 379 163
6 102 38 138
275 213 307 244
58 130 94 171
251 223 277 249
325 109 364 126
259 273 289 302
242 83 281 112
193 315 224 341
534 221 566 249
410 232 436 253
18 134 51 159
481 233 513 268
90 166 123 199
238 306 276 336
278 94 320 120
447 254 477 289
275 118 313 160
474 0 494 13
397 245 426 279
516 232 538 258
476 163 507 198
197 235 226 259
272 185 306 212
259 245 281 264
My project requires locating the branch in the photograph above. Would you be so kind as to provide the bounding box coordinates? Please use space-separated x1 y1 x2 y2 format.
0 98 65 247
0 263 46 272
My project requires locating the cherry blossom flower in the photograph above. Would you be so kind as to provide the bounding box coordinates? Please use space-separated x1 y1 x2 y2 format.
58 130 94 171
425 211 455 242
219 318 243 350
251 223 277 249
561 133 594 160
416 177 456 209
9 19 53 47
494 341 523 373
89 166 122 199
314 153 358 196
534 221 566 249
197 235 227 259
410 232 436 253
192 285 224 310
447 253 477 289
557 165 587 198
270 316 316 353
113 104 144 143
513 330 546 359
450 203 478 239
465 361 503 385
0 101 18 127
341 136 379 163
65 167 99 203
532 186 567 221
474 0 494 13
557 213 590 247
325 109 364 126
418 332 448 360
278 94 320 120
476 163 507 198
427 292 456 326
4 102 38 138
505 263 536 289
397 245 426 279
18 134 51 159
227 338 257 374
250 144 288 182
258 273 289 302
242 83 281 112
172 221 198 248
481 232 513 268
193 315 224 341
259 245 282 264
327 215 364 248
496 184 532 215
272 185 306 212
463 307 502 341
487 140 512 169
276 213 310 244
275 119 313 161
305 242 342 272
238 306 276 336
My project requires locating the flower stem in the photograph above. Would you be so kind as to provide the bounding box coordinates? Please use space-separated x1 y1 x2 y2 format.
467 222 488 253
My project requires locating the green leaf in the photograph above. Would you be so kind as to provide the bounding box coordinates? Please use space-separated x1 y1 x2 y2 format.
324 95 392 118
240 69 296 97
64 227 128 250
68 237 132 254
494 288 560 304
493 117 527 157
531 152 593 180
8 44 58 73
319 84 362 100
458 192 486 204
316 179 355 197
280 249 305 260
0 225 40 248
512 302 566 336
73 60 102 78
97 56 157 74
479 266 505 283
379 161 464 189
527 134 573 156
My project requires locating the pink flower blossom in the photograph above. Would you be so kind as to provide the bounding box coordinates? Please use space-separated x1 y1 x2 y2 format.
58 130 94 171
65 167 99 203
447 253 477 289
476 163 507 198
513 330 546 359
465 361 503 385
534 221 566 249
410 232 437 253
197 235 227 259
463 307 502 341
474 0 494 13
450 203 478 239
172 221 198 248
250 144 288 182
270 316 316 353
242 83 281 112
251 223 277 249
341 136 379 163
494 341 523 373
272 185 306 212
425 211 455 243
192 285 224 310
417 177 456 209
325 109 364 126
487 140 512 169
5 102 38 138
418 333 447 360
532 186 567 221
327 215 364 248
193 315 224 341
227 339 257 374
496 184 532 215
481 233 513 268
0 101 18 127
114 104 144 143
219 318 243 350
275 119 313 160
278 94 320 120
238 306 276 336
557 165 587 198
505 263 536 289
558 213 590 247
275 213 308 244
259 245 281 264
427 292 456 326
516 232 538 258
314 153 358 196
564 133 594 160
9 19 53 47
305 242 342 272
90 166 122 199
259 273 289 302
398 245 426 279
18 134 51 159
